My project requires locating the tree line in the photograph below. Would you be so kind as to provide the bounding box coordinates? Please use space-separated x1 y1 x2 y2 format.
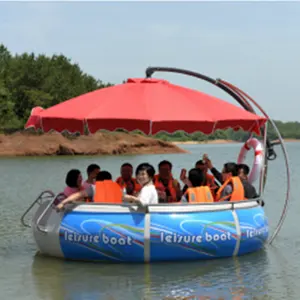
0 44 299 141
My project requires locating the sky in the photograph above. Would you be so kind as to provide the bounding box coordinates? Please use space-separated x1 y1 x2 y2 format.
0 1 299 121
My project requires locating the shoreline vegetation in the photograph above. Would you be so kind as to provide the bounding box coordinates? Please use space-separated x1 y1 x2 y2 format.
0 44 300 156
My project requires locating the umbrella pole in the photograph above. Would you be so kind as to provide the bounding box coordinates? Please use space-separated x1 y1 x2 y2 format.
145 67 277 169
145 67 290 244
84 120 90 135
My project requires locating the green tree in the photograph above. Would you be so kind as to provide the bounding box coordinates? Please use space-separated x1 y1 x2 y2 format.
0 44 113 130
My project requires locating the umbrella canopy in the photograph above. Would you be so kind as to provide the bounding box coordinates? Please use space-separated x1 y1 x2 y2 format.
25 78 266 135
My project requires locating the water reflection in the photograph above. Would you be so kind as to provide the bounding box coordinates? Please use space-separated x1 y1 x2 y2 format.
31 250 270 300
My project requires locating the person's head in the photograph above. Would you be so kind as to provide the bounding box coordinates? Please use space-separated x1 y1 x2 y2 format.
120 163 133 180
158 160 172 180
222 162 238 182
65 169 82 188
237 164 250 179
96 171 112 182
87 164 100 180
195 160 208 173
188 168 204 187
135 163 155 186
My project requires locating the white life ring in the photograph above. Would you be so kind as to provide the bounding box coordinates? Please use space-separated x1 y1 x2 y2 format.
237 138 264 184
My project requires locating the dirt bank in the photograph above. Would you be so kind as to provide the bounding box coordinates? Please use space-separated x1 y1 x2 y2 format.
171 139 240 145
0 132 187 157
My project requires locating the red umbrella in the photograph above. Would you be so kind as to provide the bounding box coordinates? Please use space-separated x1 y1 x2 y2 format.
25 106 44 130
25 78 266 135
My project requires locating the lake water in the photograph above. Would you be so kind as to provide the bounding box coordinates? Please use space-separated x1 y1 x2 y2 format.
0 142 297 299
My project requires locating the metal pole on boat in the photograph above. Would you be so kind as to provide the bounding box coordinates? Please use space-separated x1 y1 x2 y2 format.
259 123 268 195
212 79 291 245
266 122 291 244
145 66 291 244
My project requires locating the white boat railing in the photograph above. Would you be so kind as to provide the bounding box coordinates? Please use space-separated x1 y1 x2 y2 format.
20 190 55 228
35 194 64 233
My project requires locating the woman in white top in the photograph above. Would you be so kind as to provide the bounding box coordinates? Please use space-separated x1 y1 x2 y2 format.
123 163 158 205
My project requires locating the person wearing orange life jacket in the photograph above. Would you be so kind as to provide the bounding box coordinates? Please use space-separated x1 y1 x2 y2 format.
204 156 223 184
215 162 245 202
195 159 218 191
182 160 219 196
181 168 214 203
116 163 141 195
181 160 215 191
56 171 122 210
205 154 257 201
154 160 181 203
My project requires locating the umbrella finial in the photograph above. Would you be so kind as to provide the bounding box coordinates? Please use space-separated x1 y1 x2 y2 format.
145 67 154 78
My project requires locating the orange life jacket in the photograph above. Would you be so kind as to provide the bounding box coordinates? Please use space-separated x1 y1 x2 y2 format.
206 173 215 186
153 174 179 203
205 173 218 196
215 176 245 202
94 180 123 203
115 176 141 193
185 186 214 203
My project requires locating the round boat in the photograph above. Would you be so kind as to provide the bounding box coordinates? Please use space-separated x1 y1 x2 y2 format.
20 66 290 263
28 197 267 262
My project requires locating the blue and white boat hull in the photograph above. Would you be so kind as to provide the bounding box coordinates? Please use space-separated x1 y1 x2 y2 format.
32 200 268 263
